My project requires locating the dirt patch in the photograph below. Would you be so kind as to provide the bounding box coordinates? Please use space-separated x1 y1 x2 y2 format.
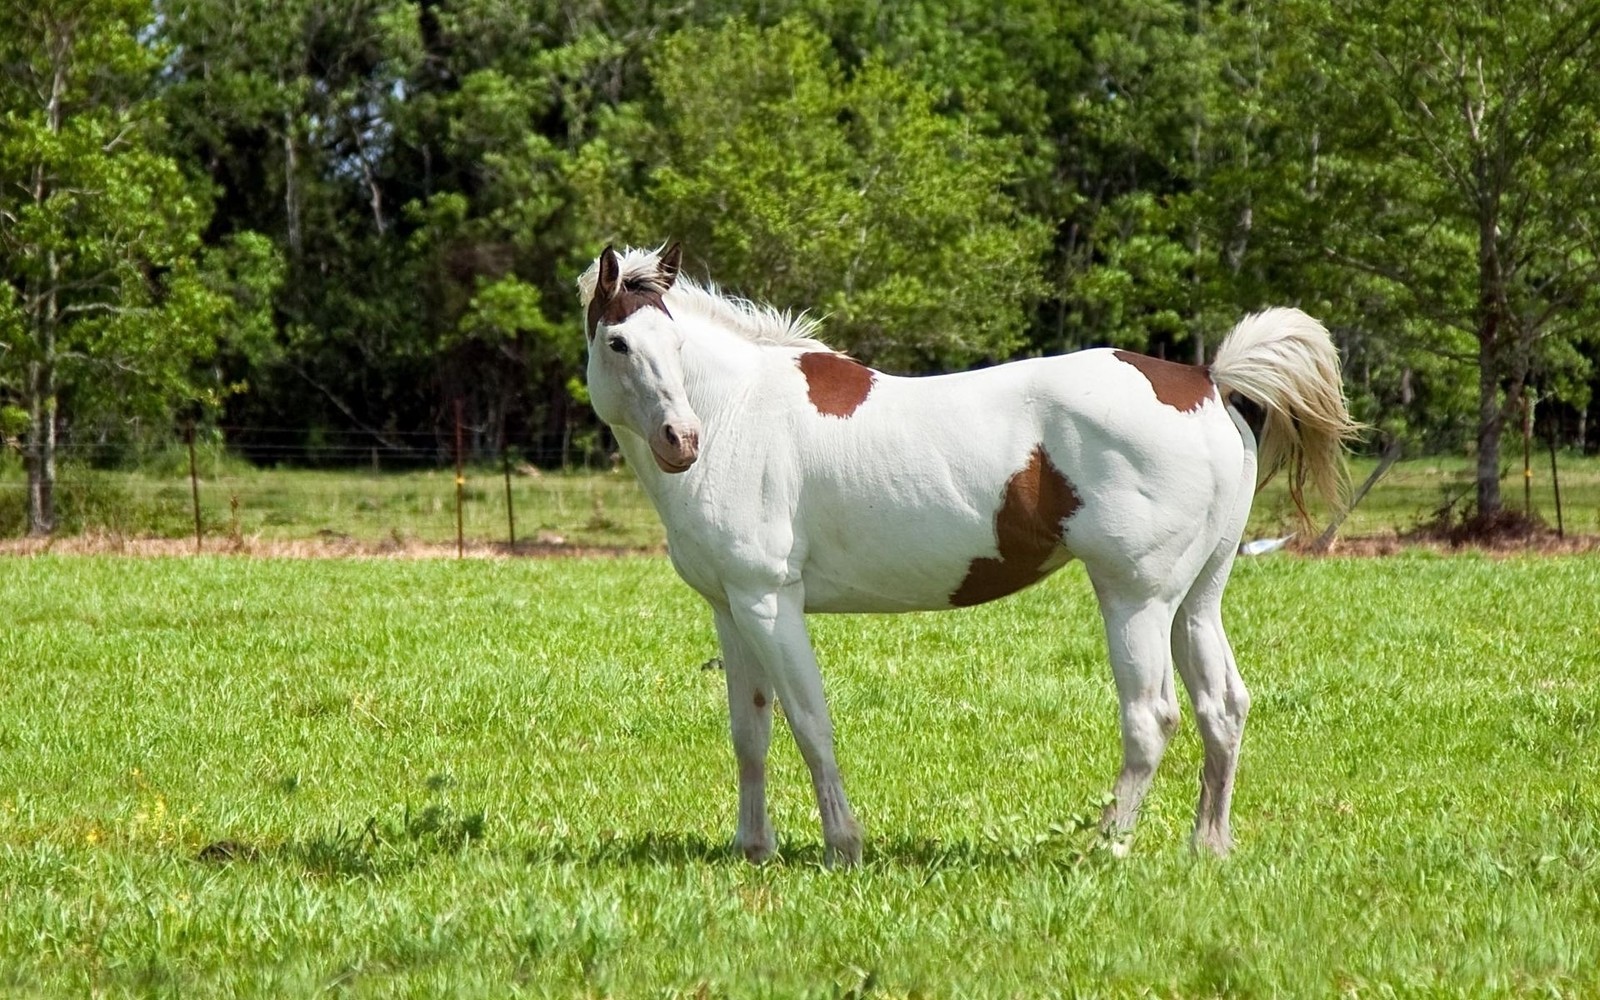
1302 525 1600 558
1 528 1592 561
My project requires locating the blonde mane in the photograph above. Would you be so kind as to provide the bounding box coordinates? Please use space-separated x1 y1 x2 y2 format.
579 246 831 351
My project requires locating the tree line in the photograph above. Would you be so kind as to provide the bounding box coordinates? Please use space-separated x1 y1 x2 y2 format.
3 0 1598 533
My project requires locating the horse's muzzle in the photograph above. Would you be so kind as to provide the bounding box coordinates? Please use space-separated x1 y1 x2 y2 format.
651 422 700 474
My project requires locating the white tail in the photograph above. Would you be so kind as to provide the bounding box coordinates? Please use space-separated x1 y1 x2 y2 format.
1210 307 1363 517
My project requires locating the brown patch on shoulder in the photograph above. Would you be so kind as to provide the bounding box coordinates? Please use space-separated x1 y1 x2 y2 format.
586 281 671 340
951 446 1081 607
797 352 876 418
1112 350 1214 413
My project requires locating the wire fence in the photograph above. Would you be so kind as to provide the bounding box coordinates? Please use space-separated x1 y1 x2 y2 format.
0 429 665 554
3 429 1599 554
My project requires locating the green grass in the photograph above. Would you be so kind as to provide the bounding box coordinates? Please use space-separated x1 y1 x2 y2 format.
0 462 664 549
1 553 1596 996
1247 451 1600 538
3 452 1599 547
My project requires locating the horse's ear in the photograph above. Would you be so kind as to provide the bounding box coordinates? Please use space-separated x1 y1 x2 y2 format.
659 242 682 288
596 245 620 301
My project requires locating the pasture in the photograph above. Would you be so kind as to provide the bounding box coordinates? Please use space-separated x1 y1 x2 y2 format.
0 553 1596 996
4 453 1600 551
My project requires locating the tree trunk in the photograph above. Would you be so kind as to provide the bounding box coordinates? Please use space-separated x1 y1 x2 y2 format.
24 365 57 536
1474 174 1505 518
25 40 65 535
1474 315 1503 518
283 108 302 256
25 247 60 535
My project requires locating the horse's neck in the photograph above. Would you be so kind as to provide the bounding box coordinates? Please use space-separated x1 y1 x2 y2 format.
678 321 769 422
619 321 769 510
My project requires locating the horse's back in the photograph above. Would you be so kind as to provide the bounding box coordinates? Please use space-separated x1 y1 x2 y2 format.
779 348 1252 612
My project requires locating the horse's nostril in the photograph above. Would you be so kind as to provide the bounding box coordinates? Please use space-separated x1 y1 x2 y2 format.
663 425 680 449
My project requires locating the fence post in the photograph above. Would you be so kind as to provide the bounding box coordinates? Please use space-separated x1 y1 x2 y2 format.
186 421 203 552
454 398 465 558
502 444 516 551
1547 420 1565 539
1522 394 1533 517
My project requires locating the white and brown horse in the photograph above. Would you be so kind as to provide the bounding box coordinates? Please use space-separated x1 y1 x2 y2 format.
579 244 1358 864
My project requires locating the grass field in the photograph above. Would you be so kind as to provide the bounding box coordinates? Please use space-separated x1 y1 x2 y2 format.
4 452 1600 549
1 553 1597 996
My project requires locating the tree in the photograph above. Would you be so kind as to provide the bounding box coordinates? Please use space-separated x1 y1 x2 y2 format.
159 0 660 457
1047 1 1272 359
159 0 432 452
1274 0 1600 516
581 18 1050 371
0 0 280 533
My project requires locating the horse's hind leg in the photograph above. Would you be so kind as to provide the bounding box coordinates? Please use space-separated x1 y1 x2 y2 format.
712 607 776 863
1171 544 1251 855
1089 581 1182 850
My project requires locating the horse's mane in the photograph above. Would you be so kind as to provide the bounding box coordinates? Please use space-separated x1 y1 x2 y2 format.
578 246 832 351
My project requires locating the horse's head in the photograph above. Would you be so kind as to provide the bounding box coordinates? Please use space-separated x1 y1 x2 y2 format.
580 243 701 474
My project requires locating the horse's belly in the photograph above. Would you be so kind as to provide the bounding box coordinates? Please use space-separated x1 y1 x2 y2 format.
793 437 1084 613
802 570 957 613
801 556 1070 614
798 525 1071 614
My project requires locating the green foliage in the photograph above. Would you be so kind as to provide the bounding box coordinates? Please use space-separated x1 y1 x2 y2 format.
5 0 1600 488
0 405 26 439
0 464 163 537
1261 0 1600 503
581 18 1050 370
0 0 281 530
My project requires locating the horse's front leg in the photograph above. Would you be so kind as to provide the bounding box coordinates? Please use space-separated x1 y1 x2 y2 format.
712 607 775 863
728 584 863 867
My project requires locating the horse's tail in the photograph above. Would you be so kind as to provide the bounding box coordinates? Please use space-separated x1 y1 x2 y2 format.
1209 307 1363 518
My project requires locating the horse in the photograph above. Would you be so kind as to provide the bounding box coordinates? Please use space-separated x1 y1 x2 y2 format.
578 243 1358 865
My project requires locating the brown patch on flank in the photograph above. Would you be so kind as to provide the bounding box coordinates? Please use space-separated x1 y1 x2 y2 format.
797 353 876 418
1112 350 1214 413
586 281 671 340
753 691 767 709
951 446 1081 607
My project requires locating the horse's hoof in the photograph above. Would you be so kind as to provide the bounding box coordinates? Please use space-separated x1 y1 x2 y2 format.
735 835 775 865
1190 831 1233 857
823 832 864 868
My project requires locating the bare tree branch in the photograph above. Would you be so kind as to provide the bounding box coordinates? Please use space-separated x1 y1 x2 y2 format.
288 361 414 454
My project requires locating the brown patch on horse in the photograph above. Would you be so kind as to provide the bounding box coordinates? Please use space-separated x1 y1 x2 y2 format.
587 282 672 341
753 691 767 709
797 352 876 418
951 446 1081 607
1112 351 1214 413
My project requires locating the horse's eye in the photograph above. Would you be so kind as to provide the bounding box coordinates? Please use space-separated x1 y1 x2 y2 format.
607 335 629 355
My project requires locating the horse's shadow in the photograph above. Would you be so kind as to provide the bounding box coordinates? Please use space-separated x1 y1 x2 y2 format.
516 829 1117 872
199 814 1115 876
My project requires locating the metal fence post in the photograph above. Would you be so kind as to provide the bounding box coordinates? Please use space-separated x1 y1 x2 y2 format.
187 421 203 552
503 444 516 551
454 399 466 558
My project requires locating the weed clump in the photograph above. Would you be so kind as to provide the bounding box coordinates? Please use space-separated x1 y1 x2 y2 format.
296 802 487 879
